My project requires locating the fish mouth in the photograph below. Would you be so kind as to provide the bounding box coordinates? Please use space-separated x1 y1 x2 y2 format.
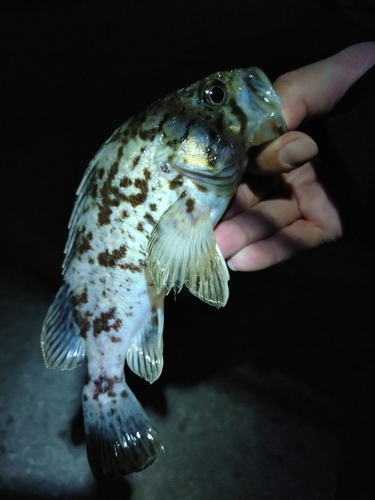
244 67 288 135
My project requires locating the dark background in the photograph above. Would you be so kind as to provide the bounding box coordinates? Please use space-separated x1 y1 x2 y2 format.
1 0 375 498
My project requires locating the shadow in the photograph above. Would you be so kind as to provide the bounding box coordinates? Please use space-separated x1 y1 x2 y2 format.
0 478 133 500
92 477 133 500
71 405 86 446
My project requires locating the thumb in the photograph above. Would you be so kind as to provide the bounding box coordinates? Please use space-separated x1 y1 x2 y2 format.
275 42 375 130
250 131 318 174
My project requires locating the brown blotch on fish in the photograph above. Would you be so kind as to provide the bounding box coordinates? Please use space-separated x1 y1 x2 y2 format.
90 182 98 199
144 212 156 225
120 262 143 273
120 177 132 188
193 181 207 192
97 143 125 225
156 111 169 131
143 168 151 181
76 231 93 254
139 128 156 142
110 336 122 343
169 175 183 190
77 288 88 304
113 319 122 331
97 245 127 267
132 155 141 169
77 315 90 340
136 222 144 233
97 204 113 226
70 296 91 337
124 178 148 207
166 138 179 150
93 308 122 337
121 209 129 218
107 186 123 207
92 375 122 399
120 390 128 398
149 203 157 211
186 198 195 213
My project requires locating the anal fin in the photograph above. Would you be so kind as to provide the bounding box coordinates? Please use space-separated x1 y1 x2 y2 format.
126 303 164 383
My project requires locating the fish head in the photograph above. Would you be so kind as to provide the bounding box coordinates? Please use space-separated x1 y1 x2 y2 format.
158 67 286 196
193 66 286 148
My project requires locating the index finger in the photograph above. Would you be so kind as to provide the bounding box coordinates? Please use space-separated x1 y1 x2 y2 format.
275 42 375 130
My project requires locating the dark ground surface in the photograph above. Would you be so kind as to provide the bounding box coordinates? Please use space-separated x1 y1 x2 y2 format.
1 1 375 499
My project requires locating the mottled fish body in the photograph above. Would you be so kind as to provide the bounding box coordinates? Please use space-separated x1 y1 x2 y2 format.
41 67 285 479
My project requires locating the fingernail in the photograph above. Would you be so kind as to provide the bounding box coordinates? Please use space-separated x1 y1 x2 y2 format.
227 260 237 271
279 138 318 169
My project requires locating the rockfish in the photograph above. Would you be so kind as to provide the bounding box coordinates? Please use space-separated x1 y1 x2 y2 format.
41 67 286 479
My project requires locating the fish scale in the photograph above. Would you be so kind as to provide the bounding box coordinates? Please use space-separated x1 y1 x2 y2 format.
41 66 286 479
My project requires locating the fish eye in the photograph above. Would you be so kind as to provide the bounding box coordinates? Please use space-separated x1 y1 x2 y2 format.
201 79 228 106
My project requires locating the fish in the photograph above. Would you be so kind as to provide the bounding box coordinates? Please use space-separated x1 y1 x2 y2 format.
41 67 286 480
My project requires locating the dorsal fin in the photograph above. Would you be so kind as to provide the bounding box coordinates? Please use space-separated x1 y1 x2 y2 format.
41 281 85 370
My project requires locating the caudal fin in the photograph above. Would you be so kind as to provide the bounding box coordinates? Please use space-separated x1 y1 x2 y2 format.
82 381 163 479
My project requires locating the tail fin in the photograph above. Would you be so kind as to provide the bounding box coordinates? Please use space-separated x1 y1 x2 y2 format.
82 381 163 479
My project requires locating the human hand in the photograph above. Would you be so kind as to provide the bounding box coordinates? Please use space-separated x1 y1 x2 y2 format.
215 42 375 271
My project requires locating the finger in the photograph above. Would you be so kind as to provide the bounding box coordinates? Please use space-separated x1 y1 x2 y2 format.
219 175 281 220
215 196 299 258
226 219 332 272
275 42 375 130
250 131 318 174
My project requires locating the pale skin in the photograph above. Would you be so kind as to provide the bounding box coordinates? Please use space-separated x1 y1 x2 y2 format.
215 42 375 271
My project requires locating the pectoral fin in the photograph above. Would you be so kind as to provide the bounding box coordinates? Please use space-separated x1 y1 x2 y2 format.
147 194 229 308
